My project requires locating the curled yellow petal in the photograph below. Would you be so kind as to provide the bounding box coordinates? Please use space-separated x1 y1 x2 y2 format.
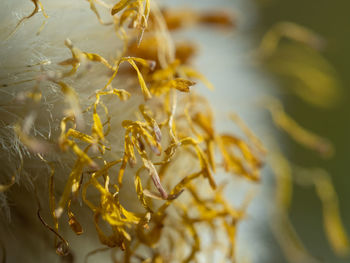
0 175 15 193
67 200 84 235
111 0 131 16
266 97 334 158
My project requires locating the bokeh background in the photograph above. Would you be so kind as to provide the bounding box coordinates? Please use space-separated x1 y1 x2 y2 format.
253 0 350 262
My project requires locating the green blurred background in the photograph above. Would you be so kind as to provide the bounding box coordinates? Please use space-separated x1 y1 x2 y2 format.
254 0 350 262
